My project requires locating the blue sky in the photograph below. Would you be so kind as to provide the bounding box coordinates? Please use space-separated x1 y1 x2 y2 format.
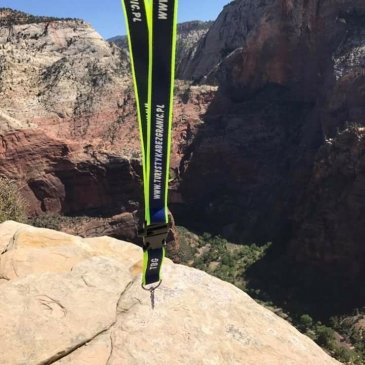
1 0 232 39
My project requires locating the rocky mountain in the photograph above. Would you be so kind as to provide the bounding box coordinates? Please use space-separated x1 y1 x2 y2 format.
0 8 216 244
107 35 128 50
0 8 130 143
171 0 365 308
177 0 259 82
175 21 213 79
0 221 340 365
109 20 213 79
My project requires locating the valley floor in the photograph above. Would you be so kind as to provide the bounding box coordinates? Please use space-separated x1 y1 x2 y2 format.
173 226 365 365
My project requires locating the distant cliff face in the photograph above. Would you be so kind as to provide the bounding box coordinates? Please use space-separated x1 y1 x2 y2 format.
177 0 266 82
289 126 365 288
174 0 365 298
108 20 212 80
0 8 131 147
287 4 365 294
180 0 365 97
175 21 213 79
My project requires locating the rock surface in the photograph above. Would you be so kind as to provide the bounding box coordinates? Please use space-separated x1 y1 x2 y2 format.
175 21 213 79
289 126 365 294
0 221 339 365
178 0 267 82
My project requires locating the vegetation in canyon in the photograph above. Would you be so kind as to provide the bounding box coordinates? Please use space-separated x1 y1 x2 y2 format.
0 8 79 25
174 226 365 365
0 177 27 223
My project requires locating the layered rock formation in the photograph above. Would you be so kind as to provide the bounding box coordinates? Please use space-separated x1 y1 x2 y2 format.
0 221 340 365
0 8 130 146
0 129 141 216
0 8 140 220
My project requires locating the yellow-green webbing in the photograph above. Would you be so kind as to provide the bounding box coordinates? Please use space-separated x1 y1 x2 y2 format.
121 0 150 223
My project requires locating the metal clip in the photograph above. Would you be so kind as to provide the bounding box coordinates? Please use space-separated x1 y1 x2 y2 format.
142 280 162 310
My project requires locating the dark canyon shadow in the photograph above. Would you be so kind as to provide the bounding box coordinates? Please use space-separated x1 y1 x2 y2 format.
171 83 321 244
170 79 365 319
170 3 365 320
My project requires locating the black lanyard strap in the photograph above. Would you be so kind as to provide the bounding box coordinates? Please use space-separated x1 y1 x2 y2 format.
121 0 178 286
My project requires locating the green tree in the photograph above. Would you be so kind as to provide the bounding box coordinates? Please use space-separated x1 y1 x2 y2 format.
0 177 27 223
298 314 313 332
315 325 335 348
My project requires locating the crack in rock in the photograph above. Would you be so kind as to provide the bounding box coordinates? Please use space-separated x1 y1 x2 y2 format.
105 333 114 365
36 295 67 318
41 323 115 365
42 281 133 365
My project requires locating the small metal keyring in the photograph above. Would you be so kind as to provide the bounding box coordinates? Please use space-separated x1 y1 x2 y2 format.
142 280 162 310
141 280 162 292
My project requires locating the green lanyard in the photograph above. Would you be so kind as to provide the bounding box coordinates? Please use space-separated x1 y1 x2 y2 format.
121 0 178 287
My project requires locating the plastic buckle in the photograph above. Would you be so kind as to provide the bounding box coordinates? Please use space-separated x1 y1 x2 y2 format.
138 222 169 250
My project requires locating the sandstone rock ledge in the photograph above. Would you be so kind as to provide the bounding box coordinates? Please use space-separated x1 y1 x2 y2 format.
0 221 339 365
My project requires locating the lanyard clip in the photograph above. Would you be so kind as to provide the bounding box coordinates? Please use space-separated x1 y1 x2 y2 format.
138 222 169 250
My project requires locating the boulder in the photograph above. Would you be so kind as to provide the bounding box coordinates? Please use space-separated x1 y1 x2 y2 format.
0 221 339 365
